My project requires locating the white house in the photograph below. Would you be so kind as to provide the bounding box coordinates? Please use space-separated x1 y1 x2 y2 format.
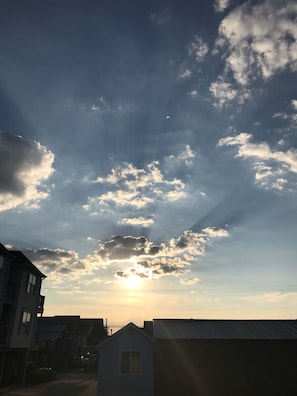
97 322 154 396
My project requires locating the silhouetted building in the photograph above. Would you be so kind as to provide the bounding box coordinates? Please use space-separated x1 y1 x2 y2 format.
37 315 107 368
96 318 297 396
153 319 297 396
0 244 45 387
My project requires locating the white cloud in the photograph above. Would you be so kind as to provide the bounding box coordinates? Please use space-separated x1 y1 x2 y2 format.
214 0 231 13
292 99 297 111
0 133 55 211
180 277 200 285
218 132 297 190
216 0 297 86
85 160 188 213
177 68 192 79
179 144 196 161
188 35 209 62
214 0 230 12
119 217 154 227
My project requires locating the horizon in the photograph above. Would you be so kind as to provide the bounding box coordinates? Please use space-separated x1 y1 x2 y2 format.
1 0 297 329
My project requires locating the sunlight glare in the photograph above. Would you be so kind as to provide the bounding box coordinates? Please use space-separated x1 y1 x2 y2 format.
123 274 142 289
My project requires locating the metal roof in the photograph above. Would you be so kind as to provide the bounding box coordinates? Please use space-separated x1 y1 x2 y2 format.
153 319 297 340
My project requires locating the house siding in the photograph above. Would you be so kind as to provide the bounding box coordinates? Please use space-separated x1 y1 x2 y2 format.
97 325 154 396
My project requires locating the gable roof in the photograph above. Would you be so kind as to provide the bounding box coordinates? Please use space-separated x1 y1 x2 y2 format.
153 319 297 340
11 250 46 278
97 322 154 349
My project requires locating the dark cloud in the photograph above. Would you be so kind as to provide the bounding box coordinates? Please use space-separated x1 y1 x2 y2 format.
95 235 151 260
22 247 81 277
0 132 54 211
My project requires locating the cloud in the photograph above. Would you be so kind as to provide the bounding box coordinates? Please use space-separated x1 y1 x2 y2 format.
292 99 297 111
85 160 188 213
20 225 229 284
216 0 297 86
90 96 136 115
119 217 154 227
0 132 54 211
177 68 192 80
271 99 297 129
180 277 200 285
93 227 228 281
214 0 231 13
150 8 171 26
22 247 83 281
218 133 297 191
188 35 209 62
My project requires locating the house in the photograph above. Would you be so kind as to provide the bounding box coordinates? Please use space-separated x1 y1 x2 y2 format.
0 244 46 388
37 315 107 368
153 319 297 396
97 322 154 396
98 318 297 396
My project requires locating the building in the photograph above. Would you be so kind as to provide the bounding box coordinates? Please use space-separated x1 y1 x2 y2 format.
0 244 45 388
153 319 297 396
97 322 154 396
96 318 297 396
37 315 107 368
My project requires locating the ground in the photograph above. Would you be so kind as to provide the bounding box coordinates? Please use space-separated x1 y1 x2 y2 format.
1 372 97 396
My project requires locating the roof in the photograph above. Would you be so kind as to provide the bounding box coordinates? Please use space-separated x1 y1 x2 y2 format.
153 319 297 340
38 316 105 339
97 322 154 349
11 250 46 278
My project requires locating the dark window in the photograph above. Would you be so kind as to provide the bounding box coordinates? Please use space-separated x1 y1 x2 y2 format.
0 255 3 275
121 351 141 374
27 273 36 294
20 311 32 335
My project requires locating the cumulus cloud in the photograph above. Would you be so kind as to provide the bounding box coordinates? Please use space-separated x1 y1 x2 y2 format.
119 217 154 227
216 0 297 86
177 68 192 80
214 0 231 13
188 35 209 62
0 132 54 211
218 133 297 190
22 247 83 281
20 226 228 283
84 160 188 213
91 227 228 282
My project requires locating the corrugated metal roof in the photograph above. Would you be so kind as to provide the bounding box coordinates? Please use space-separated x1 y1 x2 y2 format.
153 319 297 340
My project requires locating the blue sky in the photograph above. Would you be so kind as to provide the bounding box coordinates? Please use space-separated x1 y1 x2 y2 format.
1 0 297 330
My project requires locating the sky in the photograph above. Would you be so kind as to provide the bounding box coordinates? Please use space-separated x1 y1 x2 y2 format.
0 0 297 331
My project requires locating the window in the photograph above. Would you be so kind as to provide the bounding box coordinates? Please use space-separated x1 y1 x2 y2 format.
27 273 36 294
120 351 141 374
0 255 3 276
20 311 32 335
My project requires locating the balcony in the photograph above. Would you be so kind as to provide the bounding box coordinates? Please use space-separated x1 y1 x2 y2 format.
37 295 45 314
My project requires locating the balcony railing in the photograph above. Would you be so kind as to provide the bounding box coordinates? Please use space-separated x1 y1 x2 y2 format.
37 295 45 314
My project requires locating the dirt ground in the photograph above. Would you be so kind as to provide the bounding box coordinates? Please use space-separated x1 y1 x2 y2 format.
1 372 97 396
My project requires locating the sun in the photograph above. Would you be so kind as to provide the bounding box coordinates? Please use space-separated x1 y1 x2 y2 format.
123 274 142 289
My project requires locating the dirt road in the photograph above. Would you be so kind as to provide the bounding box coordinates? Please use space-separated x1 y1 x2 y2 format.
2 372 97 396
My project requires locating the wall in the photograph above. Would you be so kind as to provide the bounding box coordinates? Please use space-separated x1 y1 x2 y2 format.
154 339 297 396
98 328 154 396
9 268 41 349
